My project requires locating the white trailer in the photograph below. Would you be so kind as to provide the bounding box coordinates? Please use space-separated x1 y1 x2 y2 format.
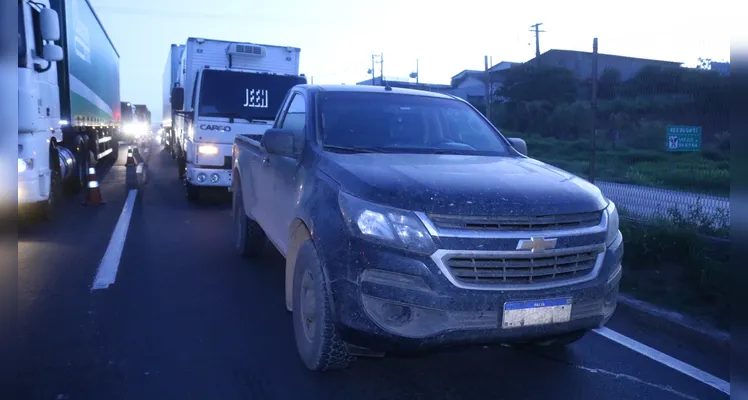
165 37 305 202
161 43 184 152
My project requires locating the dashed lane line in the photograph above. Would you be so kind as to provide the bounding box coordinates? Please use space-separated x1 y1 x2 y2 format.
91 189 138 290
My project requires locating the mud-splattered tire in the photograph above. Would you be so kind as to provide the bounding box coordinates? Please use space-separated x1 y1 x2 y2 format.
292 240 354 371
232 178 266 258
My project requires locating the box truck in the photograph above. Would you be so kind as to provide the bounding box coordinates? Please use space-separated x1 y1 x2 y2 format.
164 37 306 201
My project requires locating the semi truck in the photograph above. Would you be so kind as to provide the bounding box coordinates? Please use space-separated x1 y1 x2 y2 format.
18 0 120 219
164 37 306 202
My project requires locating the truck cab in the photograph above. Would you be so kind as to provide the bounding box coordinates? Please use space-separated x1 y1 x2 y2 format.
168 38 305 201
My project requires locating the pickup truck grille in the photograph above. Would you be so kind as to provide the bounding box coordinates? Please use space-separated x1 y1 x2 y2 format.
444 249 600 286
427 211 602 232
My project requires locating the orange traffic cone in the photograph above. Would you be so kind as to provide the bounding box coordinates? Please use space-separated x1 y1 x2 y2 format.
125 146 135 166
82 167 105 206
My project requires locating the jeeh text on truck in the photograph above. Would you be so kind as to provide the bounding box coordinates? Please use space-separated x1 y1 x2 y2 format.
18 0 120 219
162 37 307 202
232 84 624 371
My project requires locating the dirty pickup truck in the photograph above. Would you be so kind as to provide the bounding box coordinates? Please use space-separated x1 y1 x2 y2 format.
231 84 623 371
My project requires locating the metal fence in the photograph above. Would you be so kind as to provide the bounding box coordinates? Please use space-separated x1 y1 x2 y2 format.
594 180 730 228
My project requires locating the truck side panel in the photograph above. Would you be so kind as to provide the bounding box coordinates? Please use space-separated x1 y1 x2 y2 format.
52 0 120 126
162 44 183 129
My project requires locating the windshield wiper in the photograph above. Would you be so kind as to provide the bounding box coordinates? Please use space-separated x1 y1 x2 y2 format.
322 145 383 154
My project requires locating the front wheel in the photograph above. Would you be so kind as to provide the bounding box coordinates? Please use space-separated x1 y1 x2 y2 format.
292 240 354 371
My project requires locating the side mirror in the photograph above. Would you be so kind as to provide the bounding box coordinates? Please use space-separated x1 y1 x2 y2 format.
40 8 60 41
261 128 299 158
507 137 527 156
42 44 64 62
175 109 193 119
171 87 185 110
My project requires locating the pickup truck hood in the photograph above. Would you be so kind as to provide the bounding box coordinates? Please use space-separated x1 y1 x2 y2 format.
321 153 608 216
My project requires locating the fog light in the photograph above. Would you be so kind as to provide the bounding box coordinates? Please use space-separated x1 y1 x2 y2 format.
196 173 207 183
380 303 413 326
210 173 220 183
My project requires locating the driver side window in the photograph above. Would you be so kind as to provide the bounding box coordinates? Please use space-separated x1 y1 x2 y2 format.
279 93 306 132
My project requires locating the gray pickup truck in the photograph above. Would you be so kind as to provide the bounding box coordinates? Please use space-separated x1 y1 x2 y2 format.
231 84 623 371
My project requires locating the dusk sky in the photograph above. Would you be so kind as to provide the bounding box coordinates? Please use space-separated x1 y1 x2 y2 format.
90 0 730 123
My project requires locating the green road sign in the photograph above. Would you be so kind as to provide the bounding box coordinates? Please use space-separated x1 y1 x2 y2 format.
666 126 702 152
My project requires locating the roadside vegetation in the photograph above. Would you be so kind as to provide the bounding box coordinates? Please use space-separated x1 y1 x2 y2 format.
618 205 729 330
483 60 730 196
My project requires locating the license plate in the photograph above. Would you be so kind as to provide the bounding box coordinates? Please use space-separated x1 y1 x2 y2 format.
502 298 572 329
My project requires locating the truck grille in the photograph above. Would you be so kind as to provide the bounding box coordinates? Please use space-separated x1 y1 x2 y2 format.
444 249 600 286
427 211 603 232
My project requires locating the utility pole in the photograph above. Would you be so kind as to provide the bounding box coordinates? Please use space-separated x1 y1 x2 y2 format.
529 23 545 65
589 37 599 183
368 54 381 85
380 52 384 86
416 59 419 84
484 55 491 121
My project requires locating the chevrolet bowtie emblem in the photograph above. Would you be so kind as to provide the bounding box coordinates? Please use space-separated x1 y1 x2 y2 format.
517 237 558 252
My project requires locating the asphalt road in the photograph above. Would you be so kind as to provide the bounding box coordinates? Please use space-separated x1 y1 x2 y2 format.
16 140 730 400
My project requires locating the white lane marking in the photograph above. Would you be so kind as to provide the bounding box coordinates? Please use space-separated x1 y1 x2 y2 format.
594 327 730 395
136 163 143 174
91 189 138 290
576 365 698 400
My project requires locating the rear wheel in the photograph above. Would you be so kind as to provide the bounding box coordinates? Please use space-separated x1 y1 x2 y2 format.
292 240 354 371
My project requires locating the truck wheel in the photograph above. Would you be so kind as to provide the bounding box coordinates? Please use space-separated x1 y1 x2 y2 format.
65 139 87 194
177 155 186 180
232 180 266 258
185 181 200 203
292 240 354 371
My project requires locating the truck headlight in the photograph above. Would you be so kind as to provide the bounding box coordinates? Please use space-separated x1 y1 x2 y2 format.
605 200 620 246
338 191 436 254
18 158 33 173
198 145 219 155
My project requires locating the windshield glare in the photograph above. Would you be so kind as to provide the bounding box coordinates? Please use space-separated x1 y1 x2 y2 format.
318 92 510 155
198 70 306 121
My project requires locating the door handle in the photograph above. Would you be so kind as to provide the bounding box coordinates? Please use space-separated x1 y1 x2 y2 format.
262 156 270 166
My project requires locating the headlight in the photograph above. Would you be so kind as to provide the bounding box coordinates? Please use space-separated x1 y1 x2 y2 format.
338 191 436 254
605 200 620 246
198 144 219 155
18 158 33 173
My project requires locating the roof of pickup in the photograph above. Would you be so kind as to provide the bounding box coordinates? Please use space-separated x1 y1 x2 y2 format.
303 84 457 100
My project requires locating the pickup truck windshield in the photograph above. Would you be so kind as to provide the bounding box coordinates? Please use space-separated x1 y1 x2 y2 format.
198 69 307 121
318 92 511 156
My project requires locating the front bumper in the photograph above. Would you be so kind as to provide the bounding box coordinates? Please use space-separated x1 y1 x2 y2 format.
18 172 47 205
185 165 232 188
328 234 623 352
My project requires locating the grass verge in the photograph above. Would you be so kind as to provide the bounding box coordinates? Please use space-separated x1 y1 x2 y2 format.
505 132 730 197
618 205 729 330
